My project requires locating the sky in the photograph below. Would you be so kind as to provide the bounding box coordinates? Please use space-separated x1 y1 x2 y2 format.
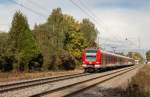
0 0 150 57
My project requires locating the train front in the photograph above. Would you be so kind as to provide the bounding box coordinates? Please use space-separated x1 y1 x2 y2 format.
82 48 101 73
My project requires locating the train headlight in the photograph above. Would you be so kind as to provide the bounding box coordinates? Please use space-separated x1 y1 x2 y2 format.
83 61 86 64
96 62 100 64
89 62 92 64
82 64 87 67
95 65 100 68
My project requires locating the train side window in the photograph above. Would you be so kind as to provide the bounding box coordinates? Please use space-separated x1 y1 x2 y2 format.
109 55 111 64
111 56 113 63
105 54 107 64
105 55 107 64
103 54 105 64
101 54 103 64
102 54 105 64
107 55 110 64
106 55 108 64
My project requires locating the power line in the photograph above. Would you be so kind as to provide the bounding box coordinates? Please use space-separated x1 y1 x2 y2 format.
70 0 107 49
10 0 47 18
77 0 130 42
70 0 124 50
78 0 112 40
76 0 115 33
69 0 105 48
69 0 103 29
26 0 50 13
78 0 105 27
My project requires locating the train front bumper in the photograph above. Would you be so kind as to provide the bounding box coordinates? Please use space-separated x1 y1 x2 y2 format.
82 64 101 68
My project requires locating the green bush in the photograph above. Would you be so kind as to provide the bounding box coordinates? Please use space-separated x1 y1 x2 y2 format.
0 56 14 72
59 50 77 70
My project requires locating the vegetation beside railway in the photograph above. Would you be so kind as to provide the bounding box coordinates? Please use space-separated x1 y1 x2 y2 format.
0 8 97 72
127 52 144 63
105 64 150 97
146 50 150 63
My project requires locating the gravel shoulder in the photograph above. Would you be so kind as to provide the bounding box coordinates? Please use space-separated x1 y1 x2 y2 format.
71 64 144 97
0 66 134 97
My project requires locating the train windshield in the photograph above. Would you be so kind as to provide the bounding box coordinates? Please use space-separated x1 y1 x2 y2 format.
86 56 96 61
85 49 97 61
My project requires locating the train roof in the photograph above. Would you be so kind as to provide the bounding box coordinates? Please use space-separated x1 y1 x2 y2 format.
101 50 133 60
84 48 133 60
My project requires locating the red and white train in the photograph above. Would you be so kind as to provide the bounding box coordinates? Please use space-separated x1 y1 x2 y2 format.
82 48 134 73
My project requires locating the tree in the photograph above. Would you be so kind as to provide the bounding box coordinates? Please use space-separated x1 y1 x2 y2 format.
127 52 144 63
34 8 66 70
34 8 98 70
8 11 40 71
47 8 65 50
80 18 97 47
63 15 88 58
34 24 53 70
46 8 66 70
0 33 13 72
0 33 8 56
146 50 150 62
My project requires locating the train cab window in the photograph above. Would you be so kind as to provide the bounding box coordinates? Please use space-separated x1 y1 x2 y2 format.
85 49 97 61
85 49 97 53
86 56 96 61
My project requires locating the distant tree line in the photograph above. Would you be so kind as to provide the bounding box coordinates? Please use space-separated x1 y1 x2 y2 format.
127 52 144 63
146 50 150 63
0 8 98 72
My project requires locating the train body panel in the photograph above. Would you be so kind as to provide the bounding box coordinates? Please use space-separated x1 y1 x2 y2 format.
82 48 134 73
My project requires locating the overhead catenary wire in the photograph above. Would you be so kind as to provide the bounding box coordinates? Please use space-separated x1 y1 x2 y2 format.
69 0 105 48
69 0 103 30
79 1 125 41
9 0 47 18
26 0 50 13
6 0 139 51
70 0 125 50
78 0 140 52
78 0 106 29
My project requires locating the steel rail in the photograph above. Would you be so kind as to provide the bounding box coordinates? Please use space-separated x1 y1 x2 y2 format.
0 72 90 93
29 66 137 97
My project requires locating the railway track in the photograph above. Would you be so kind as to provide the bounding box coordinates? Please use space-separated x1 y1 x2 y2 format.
29 65 138 97
0 65 139 97
0 72 90 93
